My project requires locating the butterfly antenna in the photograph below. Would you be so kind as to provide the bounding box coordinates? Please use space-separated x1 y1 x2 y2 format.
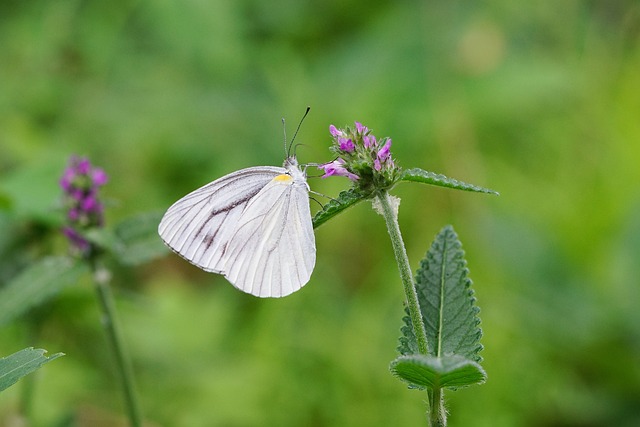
287 106 311 157
282 117 287 155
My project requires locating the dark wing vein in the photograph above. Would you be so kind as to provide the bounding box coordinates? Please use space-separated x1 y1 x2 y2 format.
158 166 283 272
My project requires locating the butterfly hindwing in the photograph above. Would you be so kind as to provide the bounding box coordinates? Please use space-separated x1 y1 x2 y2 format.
222 165 316 297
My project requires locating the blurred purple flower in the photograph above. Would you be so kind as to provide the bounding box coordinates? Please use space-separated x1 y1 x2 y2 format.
80 195 98 212
68 208 80 221
76 158 91 175
92 168 108 186
60 156 108 255
62 227 91 253
60 168 75 191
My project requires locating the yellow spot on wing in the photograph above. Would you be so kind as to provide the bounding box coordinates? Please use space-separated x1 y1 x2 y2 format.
274 174 293 182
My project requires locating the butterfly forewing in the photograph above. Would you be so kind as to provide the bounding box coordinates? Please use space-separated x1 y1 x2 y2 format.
158 166 284 273
159 159 316 298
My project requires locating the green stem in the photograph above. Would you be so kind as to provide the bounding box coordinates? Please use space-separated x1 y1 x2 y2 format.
428 388 446 427
377 192 447 426
92 263 143 427
375 191 428 355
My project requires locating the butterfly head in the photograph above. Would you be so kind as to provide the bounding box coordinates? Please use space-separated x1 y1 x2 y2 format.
282 156 309 185
283 156 299 168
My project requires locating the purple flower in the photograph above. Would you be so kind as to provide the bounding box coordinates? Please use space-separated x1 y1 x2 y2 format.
68 208 80 221
355 121 368 134
329 124 343 137
92 168 108 186
76 158 91 175
60 168 75 191
323 121 399 192
69 188 84 201
62 227 90 253
363 134 376 148
338 138 355 152
377 138 392 161
319 159 359 181
60 156 108 255
80 195 98 212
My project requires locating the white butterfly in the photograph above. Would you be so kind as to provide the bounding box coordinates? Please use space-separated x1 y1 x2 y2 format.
158 153 316 298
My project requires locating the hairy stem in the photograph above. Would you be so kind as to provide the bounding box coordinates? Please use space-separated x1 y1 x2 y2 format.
375 191 428 355
428 388 447 427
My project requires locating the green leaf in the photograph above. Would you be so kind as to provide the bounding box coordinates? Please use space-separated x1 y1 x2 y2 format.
0 256 89 326
82 211 169 265
84 227 119 252
400 168 498 195
390 354 486 390
312 189 366 229
416 225 483 362
0 348 64 392
113 211 170 266
397 306 420 356
0 158 66 222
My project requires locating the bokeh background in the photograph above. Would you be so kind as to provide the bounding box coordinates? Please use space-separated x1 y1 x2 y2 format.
1 0 640 426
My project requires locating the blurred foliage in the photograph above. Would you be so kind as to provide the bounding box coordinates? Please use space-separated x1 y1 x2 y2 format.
0 348 64 393
1 0 640 426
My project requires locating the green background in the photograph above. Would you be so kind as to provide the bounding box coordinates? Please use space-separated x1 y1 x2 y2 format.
1 0 639 425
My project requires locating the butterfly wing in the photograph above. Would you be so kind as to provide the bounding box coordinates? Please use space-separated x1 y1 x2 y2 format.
158 166 284 273
222 169 316 297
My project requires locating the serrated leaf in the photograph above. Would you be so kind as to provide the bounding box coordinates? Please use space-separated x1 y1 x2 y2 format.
400 168 498 195
415 225 483 361
390 354 486 390
113 211 169 265
397 307 419 356
0 256 89 326
0 348 64 392
312 189 366 229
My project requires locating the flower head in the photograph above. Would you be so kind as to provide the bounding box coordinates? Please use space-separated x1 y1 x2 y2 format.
60 156 108 256
319 122 399 194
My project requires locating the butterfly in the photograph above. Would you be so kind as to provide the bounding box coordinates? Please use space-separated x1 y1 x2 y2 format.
158 112 315 297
